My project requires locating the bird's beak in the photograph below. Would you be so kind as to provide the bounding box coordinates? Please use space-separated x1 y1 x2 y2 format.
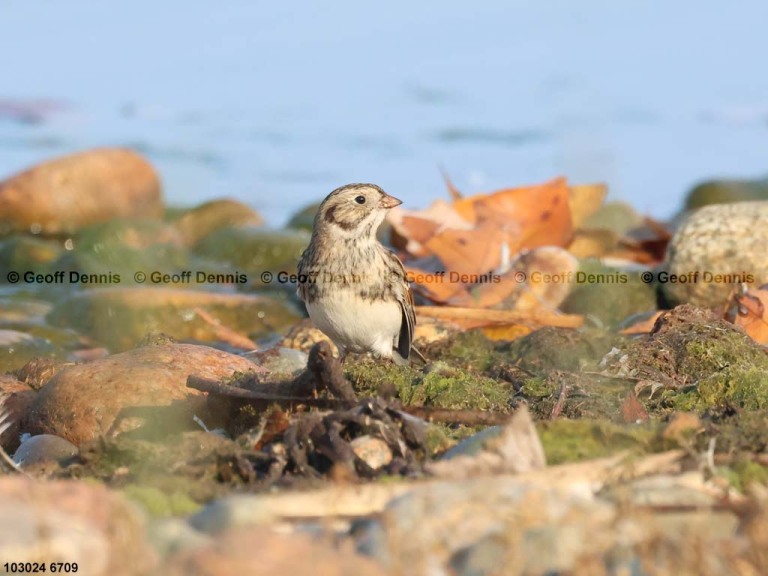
379 193 403 209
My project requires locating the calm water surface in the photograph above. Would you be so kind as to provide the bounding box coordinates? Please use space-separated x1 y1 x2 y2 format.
2 0 768 224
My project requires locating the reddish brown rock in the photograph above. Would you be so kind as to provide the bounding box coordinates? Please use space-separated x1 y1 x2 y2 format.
24 343 262 445
0 148 163 234
0 476 156 575
163 526 386 576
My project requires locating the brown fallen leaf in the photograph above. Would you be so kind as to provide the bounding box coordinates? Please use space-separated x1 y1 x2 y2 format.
620 390 650 423
724 284 768 345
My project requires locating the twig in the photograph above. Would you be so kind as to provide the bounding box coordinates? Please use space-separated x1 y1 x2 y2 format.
194 307 259 351
415 306 583 328
550 380 569 419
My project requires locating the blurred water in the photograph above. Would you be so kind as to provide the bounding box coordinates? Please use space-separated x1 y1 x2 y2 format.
1 0 767 224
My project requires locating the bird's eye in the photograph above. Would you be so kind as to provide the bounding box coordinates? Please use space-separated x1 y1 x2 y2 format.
355 195 366 204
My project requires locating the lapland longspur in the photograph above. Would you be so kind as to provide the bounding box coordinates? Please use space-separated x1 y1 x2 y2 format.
296 183 421 364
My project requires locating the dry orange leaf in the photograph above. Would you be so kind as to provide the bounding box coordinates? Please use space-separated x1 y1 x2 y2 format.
724 285 768 345
481 324 534 341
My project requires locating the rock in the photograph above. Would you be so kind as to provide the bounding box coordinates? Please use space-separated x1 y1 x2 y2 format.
47 287 301 351
171 199 264 246
24 342 261 444
0 375 35 452
13 433 79 467
163 526 386 576
684 178 768 211
0 329 57 372
245 346 308 377
561 260 658 327
63 218 188 277
0 235 63 276
361 478 615 574
0 477 156 575
663 201 768 307
146 517 211 558
286 201 321 232
193 227 309 283
581 201 644 235
350 436 393 471
0 148 163 235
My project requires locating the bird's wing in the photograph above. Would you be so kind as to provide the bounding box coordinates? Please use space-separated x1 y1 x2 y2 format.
296 250 311 303
386 250 415 360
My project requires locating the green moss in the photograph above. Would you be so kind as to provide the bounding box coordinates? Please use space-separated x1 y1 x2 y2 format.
344 358 513 412
423 424 454 456
423 330 500 373
409 370 509 411
669 367 768 413
614 305 768 418
537 419 655 465
520 377 552 399
122 485 201 517
729 460 768 492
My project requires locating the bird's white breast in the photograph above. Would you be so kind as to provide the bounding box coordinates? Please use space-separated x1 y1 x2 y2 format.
306 292 401 358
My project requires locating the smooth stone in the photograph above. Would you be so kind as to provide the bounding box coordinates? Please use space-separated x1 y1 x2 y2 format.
0 477 156 574
560 261 658 327
0 148 163 235
64 218 188 277
146 518 211 558
46 287 301 351
286 201 321 232
13 433 79 467
350 436 393 470
193 226 310 280
663 201 768 307
581 201 644 235
0 329 57 373
684 177 768 211
24 342 262 445
171 199 264 246
162 526 386 576
439 426 503 460
0 235 63 276
365 478 614 574
245 346 308 377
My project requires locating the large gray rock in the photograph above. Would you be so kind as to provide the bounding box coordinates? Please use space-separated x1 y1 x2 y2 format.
663 201 768 307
